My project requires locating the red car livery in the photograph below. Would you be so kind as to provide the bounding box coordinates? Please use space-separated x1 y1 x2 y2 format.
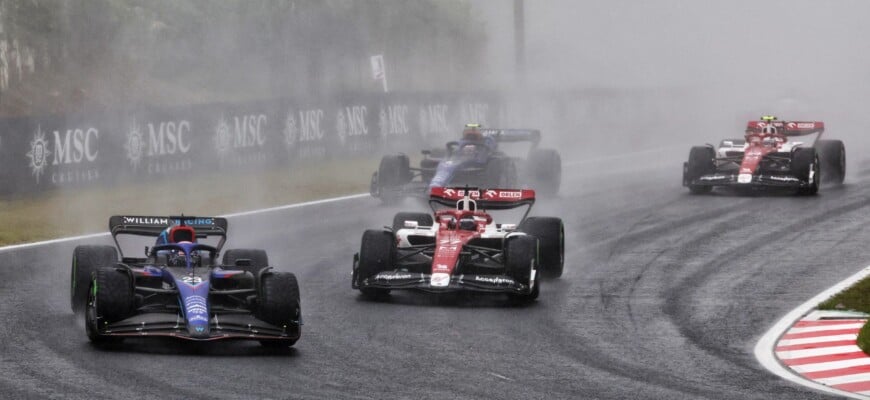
683 116 845 195
352 187 564 303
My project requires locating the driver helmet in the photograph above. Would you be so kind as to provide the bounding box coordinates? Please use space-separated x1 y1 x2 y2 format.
462 123 483 142
155 225 197 266
156 225 196 245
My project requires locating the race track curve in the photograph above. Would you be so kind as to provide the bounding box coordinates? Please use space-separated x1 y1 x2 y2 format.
2 147 869 399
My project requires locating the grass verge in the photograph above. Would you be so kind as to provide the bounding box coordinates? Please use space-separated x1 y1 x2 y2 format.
859 322 870 354
818 275 870 355
0 158 377 246
818 275 870 313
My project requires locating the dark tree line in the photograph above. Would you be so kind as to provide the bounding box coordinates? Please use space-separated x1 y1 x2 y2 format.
0 0 486 115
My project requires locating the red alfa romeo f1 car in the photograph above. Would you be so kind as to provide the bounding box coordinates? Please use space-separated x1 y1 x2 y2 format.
683 116 845 195
352 187 564 303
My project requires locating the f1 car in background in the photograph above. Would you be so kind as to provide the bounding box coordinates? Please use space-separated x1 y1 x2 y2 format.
353 187 565 303
683 116 845 195
370 124 562 203
70 215 301 347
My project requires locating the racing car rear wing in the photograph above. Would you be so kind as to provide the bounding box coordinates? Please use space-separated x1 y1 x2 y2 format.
480 128 541 145
429 187 536 221
109 215 228 253
746 121 825 137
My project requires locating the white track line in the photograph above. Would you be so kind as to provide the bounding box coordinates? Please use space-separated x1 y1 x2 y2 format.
787 323 865 335
778 334 858 347
777 345 863 360
754 265 870 399
0 193 369 253
794 358 870 374
819 372 870 386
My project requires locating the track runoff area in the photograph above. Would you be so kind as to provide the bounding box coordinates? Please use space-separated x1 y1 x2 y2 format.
756 265 870 399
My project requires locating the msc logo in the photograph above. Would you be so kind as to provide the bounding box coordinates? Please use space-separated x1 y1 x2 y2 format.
214 114 267 155
125 119 191 169
26 125 99 184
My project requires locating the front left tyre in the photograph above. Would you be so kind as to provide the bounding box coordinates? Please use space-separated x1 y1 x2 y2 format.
85 267 134 344
684 146 715 194
71 245 118 314
355 229 396 299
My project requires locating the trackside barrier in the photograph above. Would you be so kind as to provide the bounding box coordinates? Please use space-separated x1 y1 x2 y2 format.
0 92 503 195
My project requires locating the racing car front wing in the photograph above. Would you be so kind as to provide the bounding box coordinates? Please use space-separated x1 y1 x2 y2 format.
353 271 534 295
685 172 813 189
94 312 301 342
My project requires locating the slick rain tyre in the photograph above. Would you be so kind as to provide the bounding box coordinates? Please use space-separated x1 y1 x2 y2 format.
392 212 434 233
86 267 134 344
519 217 565 279
816 139 846 184
356 230 396 298
485 158 519 189
685 146 715 194
71 245 118 314
792 147 820 195
256 271 301 347
505 235 540 303
223 249 269 276
376 154 412 204
527 148 562 196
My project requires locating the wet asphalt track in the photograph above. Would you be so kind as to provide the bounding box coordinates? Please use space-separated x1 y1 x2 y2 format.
3 148 870 399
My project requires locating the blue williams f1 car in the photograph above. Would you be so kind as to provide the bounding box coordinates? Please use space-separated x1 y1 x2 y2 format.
70 215 301 347
370 124 562 203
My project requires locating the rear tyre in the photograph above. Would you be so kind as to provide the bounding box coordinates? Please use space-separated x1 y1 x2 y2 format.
356 230 396 298
527 149 562 196
86 267 133 344
505 235 540 303
420 157 439 183
375 154 412 204
484 157 518 188
71 245 118 314
222 249 269 276
392 212 434 233
518 217 564 279
792 147 820 195
256 271 301 347
816 139 845 184
684 146 715 194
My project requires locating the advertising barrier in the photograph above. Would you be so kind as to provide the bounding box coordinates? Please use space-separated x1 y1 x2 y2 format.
0 92 503 195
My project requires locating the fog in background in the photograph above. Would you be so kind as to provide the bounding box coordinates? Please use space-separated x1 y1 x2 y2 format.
0 1 484 114
2 0 869 193
473 0 870 158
